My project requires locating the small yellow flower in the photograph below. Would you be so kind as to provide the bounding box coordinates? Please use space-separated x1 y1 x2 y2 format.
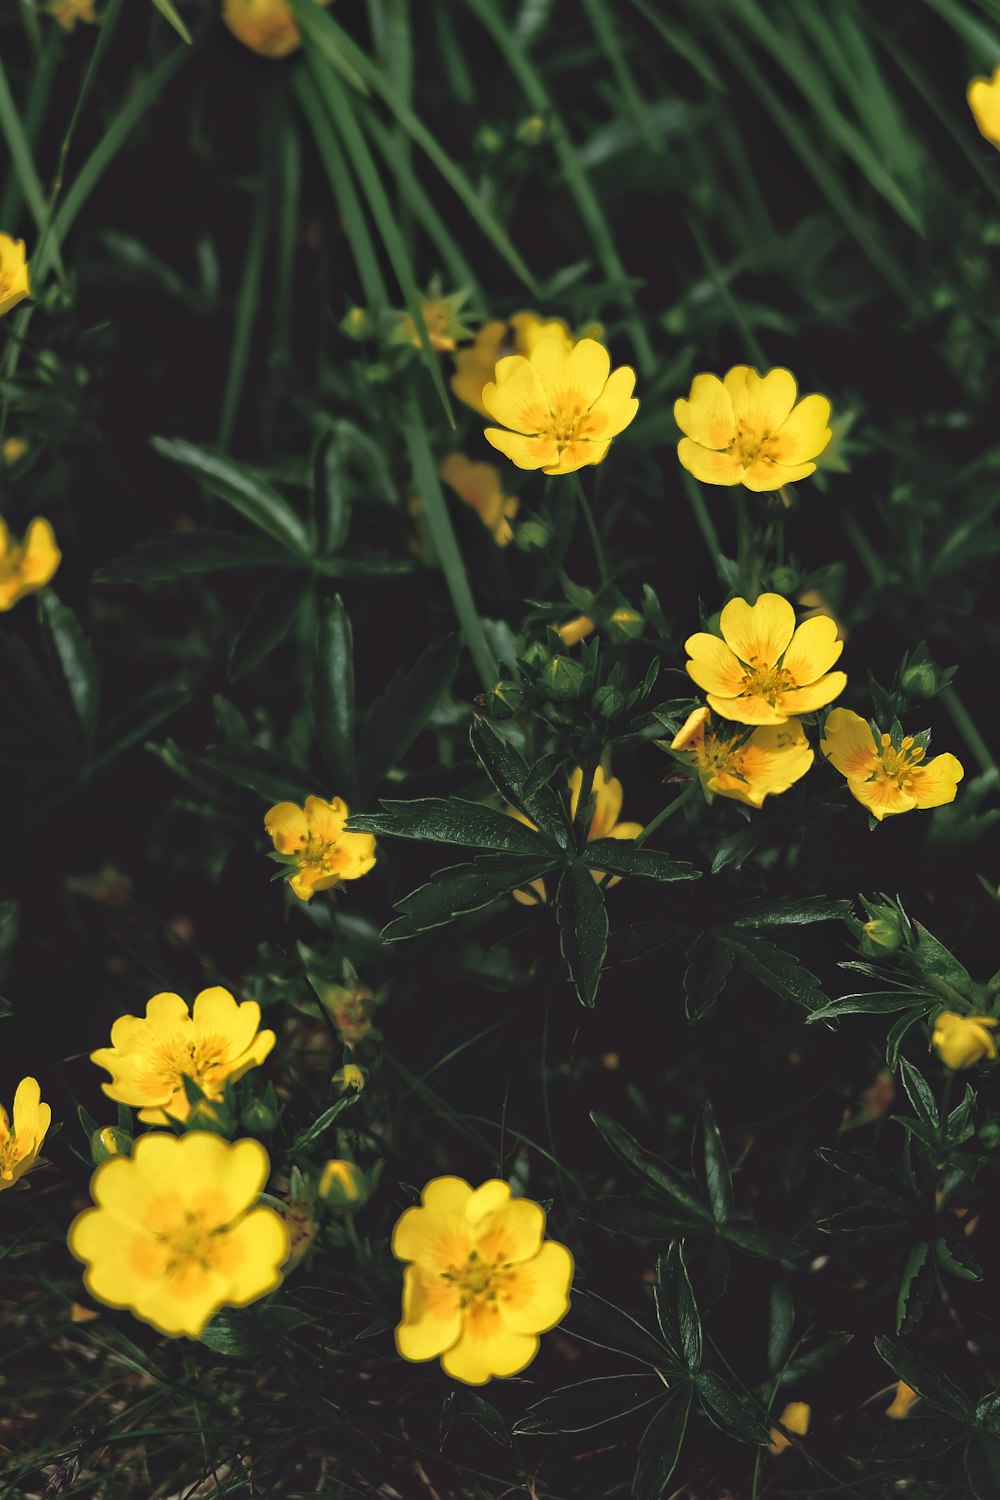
90 987 276 1126
675 366 831 492
333 1063 366 1094
321 980 376 1046
885 1381 920 1419
768 1401 810 1455
392 1176 573 1385
509 765 642 905
968 67 1000 148
264 795 376 901
3 437 28 465
0 1077 51 1192
483 337 638 476
931 1011 998 1070
451 311 573 417
439 453 519 547
391 289 472 354
671 705 813 808
820 709 964 821
221 0 331 58
318 1158 367 1207
0 234 30 317
0 517 61 611
686 593 846 726
49 0 96 30
68 1131 289 1337
557 615 596 646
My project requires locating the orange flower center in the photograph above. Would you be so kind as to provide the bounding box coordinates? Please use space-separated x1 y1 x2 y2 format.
871 734 926 790
692 732 749 784
739 660 795 703
150 1034 229 1103
299 832 346 875
440 1248 515 1311
727 424 777 470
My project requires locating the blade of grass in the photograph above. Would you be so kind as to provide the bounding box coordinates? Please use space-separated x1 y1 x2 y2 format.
685 213 768 367
628 0 728 92
271 86 302 367
581 0 660 150
217 155 269 450
0 38 62 237
0 61 65 281
920 0 1000 56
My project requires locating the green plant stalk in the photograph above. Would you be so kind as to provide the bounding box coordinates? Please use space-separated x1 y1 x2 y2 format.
570 472 608 583
0 56 65 281
682 471 731 585
217 139 270 450
940 684 998 779
633 780 698 847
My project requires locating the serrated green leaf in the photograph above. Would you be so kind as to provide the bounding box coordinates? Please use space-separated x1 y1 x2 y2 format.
683 934 734 1021
38 591 98 749
898 1058 939 1133
201 744 316 804
152 437 309 555
582 838 701 883
897 1240 934 1334
228 572 307 683
348 797 556 854
556 861 608 1007
631 1382 692 1500
696 1369 771 1444
873 1335 973 1422
591 1112 711 1222
470 717 568 847
564 1288 673 1368
726 895 853 929
655 1245 702 1373
697 1102 733 1223
514 1373 661 1435
382 856 557 940
727 936 825 1010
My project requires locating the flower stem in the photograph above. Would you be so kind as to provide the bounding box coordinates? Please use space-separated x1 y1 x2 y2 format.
681 472 730 586
571 472 608 583
633 781 698 847
940 685 998 779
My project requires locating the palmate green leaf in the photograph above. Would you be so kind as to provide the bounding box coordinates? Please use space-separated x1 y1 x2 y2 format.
469 717 568 848
725 935 826 1010
655 1246 701 1373
514 1373 662 1435
312 595 356 796
380 856 557 941
874 1334 974 1423
95 531 287 583
590 1112 711 1224
582 839 701 883
228 573 309 683
898 1058 939 1133
697 1102 734 1223
37 591 98 751
896 1240 935 1334
358 635 460 802
556 861 608 1007
696 1369 772 1444
151 438 310 557
683 934 734 1020
726 895 853 929
348 798 555 855
632 1383 692 1500
563 1288 675 1368
199 1304 312 1357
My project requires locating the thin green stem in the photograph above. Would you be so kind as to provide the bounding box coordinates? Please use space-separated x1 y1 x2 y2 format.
841 509 886 586
681 471 730 586
571 472 608 583
633 781 698 847
940 685 998 779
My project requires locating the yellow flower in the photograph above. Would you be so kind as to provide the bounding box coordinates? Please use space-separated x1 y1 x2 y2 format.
392 1176 573 1386
675 366 831 492
49 0 96 30
0 517 61 611
264 795 376 901
885 1381 920 1419
0 234 30 317
557 615 596 646
68 1131 289 1337
391 289 472 354
509 765 642 905
333 1063 366 1094
483 337 638 476
968 67 1000 148
451 311 573 417
820 709 964 821
321 980 376 1046
931 1011 998 1070
686 593 846 726
318 1158 368 1207
90 987 276 1126
0 1077 51 1192
3 437 28 465
221 0 331 58
768 1401 810 1455
671 705 813 808
439 453 519 547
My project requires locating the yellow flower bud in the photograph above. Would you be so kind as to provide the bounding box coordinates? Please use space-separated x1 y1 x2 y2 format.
3 437 28 465
931 1011 998 1070
318 1158 367 1208
885 1381 919 1419
0 234 31 317
768 1401 810 1455
556 615 595 647
91 1126 132 1164
861 917 903 955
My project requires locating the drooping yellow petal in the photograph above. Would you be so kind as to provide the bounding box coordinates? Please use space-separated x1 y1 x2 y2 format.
676 439 744 486
781 616 843 687
674 373 737 449
542 437 611 475
706 692 787 726
740 455 818 492
820 708 878 780
770 393 832 466
932 1011 998 1068
482 355 552 436
907 754 964 810
723 366 797 435
774 672 847 715
484 427 561 472
720 594 796 670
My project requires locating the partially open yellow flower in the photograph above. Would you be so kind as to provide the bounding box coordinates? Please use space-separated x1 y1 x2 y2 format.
484 337 638 476
264 795 376 901
392 1176 573 1385
0 234 30 317
318 1158 367 1207
509 765 642 905
392 290 472 354
0 1078 51 1193
686 594 846 726
90 988 276 1126
557 615 596 646
885 1381 920 1419
768 1401 810 1455
968 67 1000 148
439 453 519 547
221 0 331 58
68 1132 289 1337
671 705 813 808
452 311 573 417
821 709 964 821
931 1011 998 1070
0 517 61 611
49 0 96 30
675 366 831 492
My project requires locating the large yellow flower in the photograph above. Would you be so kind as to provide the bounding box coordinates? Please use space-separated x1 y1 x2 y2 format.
685 593 846 726
91 987 276 1126
820 709 964 821
509 764 643 905
0 517 61 611
675 366 831 492
221 0 331 58
439 453 519 547
0 1077 51 1193
392 1176 573 1385
671 705 813 808
930 1011 997 1070
264 795 376 901
483 337 638 476
0 234 30 317
451 312 573 417
968 67 1000 149
68 1132 289 1337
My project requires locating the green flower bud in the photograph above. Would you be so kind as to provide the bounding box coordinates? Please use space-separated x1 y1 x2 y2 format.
520 641 551 672
489 679 525 718
899 660 940 700
606 607 643 644
860 916 904 957
318 1159 369 1210
516 519 552 553
475 125 504 154
515 115 547 145
240 1096 281 1134
539 655 586 702
591 684 626 719
770 566 800 594
91 1126 132 1164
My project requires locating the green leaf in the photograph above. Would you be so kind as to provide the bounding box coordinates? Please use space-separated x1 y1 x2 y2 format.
584 1198 711 1240
312 430 351 554
199 1304 312 1356
581 839 700 883
726 936 826 1010
590 1112 711 1223
201 744 316 804
312 595 356 796
815 1148 911 1208
151 437 309 556
514 1373 661 1435
348 798 555 855
896 1240 934 1334
456 1391 509 1447
38 591 98 749
632 1383 692 1500
808 991 933 1022
655 1246 702 1373
934 1234 982 1283
913 922 975 999
469 717 568 848
726 895 853 929
358 636 460 801
149 0 193 43
100 674 195 762
873 1335 973 1422
95 531 286 583
381 857 557 940
767 1282 795 1375
683 934 734 1021
780 1330 852 1387
966 1433 1000 1500
228 572 307 683
697 1102 734 1223
696 1369 772 1444
722 1222 803 1260
564 1288 673 1368
556 861 609 1007
898 1058 939 1134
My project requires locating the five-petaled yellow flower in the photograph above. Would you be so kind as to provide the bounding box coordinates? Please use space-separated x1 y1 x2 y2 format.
68 1132 289 1337
392 1176 573 1385
968 67 1000 149
0 517 61 611
671 705 813 808
452 311 573 417
264 795 376 901
392 290 472 354
885 1381 919 1419
221 0 331 58
0 1077 51 1193
90 987 275 1125
675 366 831 491
483 337 638 475
0 234 30 317
820 709 964 821
509 765 643 905
686 593 846 725
768 1400 810 1455
49 0 96 30
439 453 519 547
931 1011 998 1070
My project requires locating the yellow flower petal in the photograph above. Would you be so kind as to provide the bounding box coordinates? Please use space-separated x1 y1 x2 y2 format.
474 1196 546 1266
908 753 964 810
541 437 611 475
501 1240 574 1334
217 1207 290 1304
264 802 309 852
396 1263 463 1361
724 366 797 434
304 795 347 842
563 337 612 407
705 692 787 726
781 616 843 687
674 373 736 449
676 438 744 486
483 427 560 471
820 708 878 780
720 594 796 670
968 67 1000 148
770 393 832 466
440 1304 539 1385
482 354 552 435
0 234 31 318
847 775 916 821
775 671 847 716
684 633 747 698
740 455 817 492
392 1176 476 1270
581 365 639 440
